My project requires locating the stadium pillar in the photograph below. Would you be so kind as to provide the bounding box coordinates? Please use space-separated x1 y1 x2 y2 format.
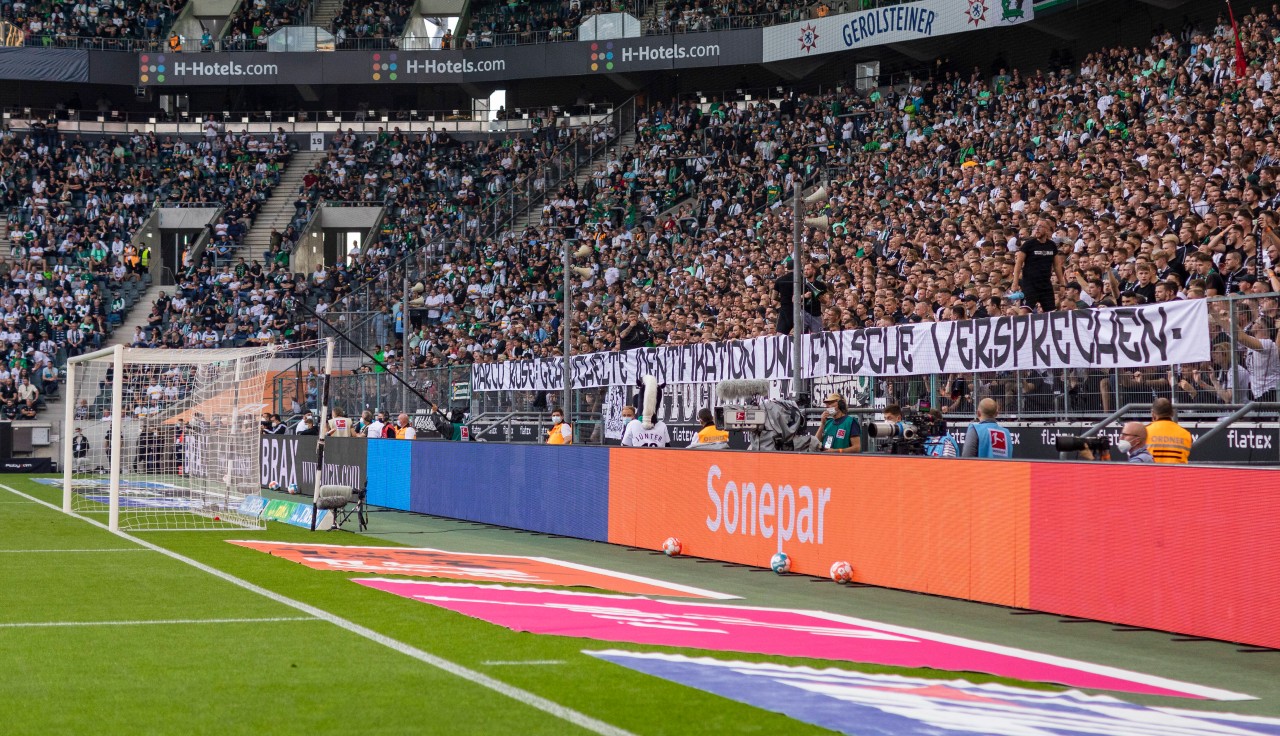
402 272 410 412
791 181 803 401
562 238 572 416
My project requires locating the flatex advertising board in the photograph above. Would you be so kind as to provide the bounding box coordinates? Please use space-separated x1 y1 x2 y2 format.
137 31 759 86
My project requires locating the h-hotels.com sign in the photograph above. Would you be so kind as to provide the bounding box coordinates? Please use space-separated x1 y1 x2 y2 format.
140 54 280 83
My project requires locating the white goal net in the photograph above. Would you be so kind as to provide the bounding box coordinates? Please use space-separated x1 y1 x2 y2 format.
62 344 278 531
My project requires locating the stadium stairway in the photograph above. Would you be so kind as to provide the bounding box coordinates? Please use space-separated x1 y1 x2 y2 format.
240 150 328 263
311 0 343 32
0 217 9 260
641 0 666 31
507 130 636 235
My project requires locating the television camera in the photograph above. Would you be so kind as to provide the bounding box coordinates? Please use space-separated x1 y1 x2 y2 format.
714 380 820 452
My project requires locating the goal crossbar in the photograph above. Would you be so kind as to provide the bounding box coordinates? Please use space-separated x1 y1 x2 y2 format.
62 343 285 532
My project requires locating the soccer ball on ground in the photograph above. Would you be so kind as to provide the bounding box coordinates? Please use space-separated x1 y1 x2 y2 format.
267 481 279 491
662 537 682 557
829 560 853 584
770 552 791 574
287 483 298 495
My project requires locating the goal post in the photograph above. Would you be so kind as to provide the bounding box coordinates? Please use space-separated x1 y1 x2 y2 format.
63 344 283 532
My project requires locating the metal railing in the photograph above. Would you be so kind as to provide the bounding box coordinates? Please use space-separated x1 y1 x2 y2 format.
458 293 1280 432
7 34 168 51
1 0 949 52
463 0 920 45
2 106 618 136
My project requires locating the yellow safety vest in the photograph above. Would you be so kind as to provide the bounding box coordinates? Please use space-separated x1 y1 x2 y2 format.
1146 419 1191 464
546 422 571 445
696 426 729 444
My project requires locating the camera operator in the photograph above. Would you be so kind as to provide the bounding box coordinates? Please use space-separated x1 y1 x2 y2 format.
687 408 729 448
961 398 1013 458
818 393 861 453
922 409 959 457
1079 422 1152 463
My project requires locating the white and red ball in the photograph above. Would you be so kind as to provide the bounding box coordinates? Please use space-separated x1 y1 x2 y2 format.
829 560 853 584
662 537 682 557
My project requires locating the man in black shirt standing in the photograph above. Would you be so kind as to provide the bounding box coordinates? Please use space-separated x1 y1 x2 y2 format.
1012 219 1066 313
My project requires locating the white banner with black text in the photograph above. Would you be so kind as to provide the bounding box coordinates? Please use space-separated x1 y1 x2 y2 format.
470 300 1211 392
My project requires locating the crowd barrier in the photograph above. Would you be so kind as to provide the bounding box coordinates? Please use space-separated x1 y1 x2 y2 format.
261 436 1280 649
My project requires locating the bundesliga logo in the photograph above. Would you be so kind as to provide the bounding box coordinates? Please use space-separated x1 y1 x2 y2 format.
797 24 819 53
965 0 988 26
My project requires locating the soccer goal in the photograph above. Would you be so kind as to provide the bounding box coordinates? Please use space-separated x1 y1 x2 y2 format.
61 344 279 531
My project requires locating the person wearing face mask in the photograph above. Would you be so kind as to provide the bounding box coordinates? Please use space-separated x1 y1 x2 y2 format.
1114 422 1153 463
546 409 573 445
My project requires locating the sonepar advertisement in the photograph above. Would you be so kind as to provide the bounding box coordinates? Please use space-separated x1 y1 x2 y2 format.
134 0 1032 86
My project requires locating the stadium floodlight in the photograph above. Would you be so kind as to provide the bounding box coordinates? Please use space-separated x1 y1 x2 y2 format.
62 344 288 532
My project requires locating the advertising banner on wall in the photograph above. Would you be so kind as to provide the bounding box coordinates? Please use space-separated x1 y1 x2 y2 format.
763 0 1034 63
258 435 367 495
609 450 1034 607
471 301 1211 391
338 435 1280 649
136 31 759 86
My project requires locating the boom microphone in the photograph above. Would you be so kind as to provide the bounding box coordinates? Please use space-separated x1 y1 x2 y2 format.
717 379 770 402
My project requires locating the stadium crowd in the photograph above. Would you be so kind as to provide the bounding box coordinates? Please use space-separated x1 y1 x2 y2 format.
5 7 1280 419
222 0 311 50
331 0 413 49
3 0 184 48
0 122 296 416
328 8 1280 408
460 0 911 43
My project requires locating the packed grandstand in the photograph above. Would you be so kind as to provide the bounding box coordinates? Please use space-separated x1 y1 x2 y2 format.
1 0 1279 429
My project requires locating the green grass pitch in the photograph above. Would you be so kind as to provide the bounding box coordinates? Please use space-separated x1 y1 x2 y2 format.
0 474 1195 736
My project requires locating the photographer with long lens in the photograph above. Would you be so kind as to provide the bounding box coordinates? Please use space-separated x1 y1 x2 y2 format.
922 409 959 457
1066 422 1153 463
867 403 947 456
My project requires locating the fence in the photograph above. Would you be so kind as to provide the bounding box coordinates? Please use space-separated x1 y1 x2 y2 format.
455 293 1280 447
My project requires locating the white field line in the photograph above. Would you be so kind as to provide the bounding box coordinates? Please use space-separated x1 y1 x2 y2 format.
0 617 318 629
1 483 636 736
0 548 153 553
